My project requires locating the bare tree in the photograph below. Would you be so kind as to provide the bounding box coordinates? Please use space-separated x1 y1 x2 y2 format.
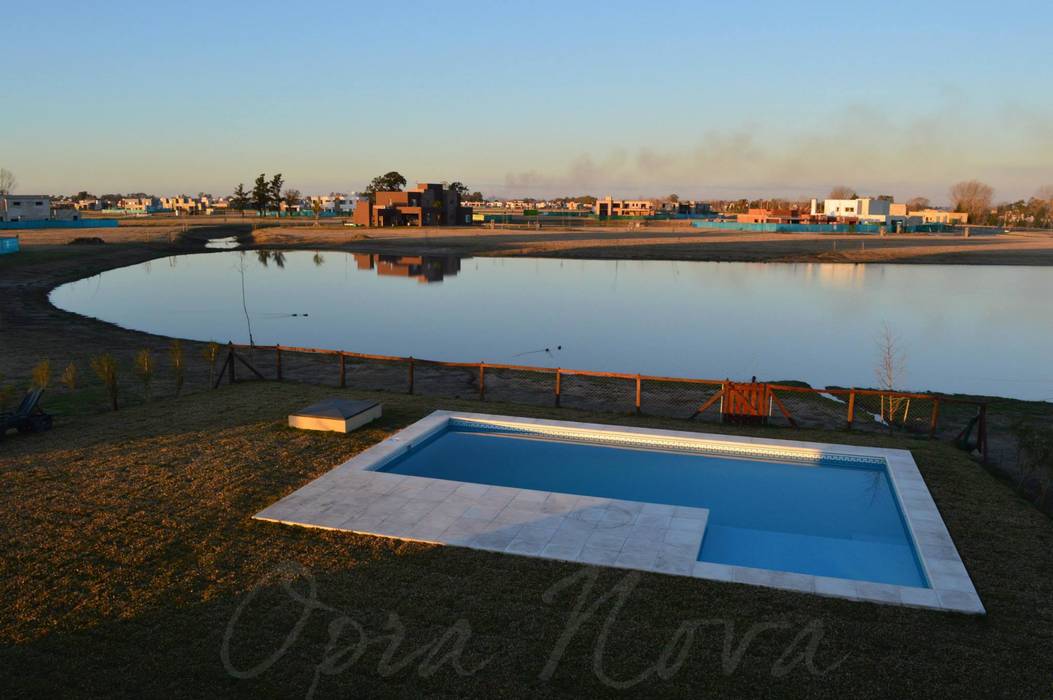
875 323 907 428
949 180 994 223
906 196 930 211
828 185 857 200
0 168 15 195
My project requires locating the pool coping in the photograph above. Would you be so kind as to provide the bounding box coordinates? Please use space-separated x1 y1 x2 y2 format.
254 410 984 615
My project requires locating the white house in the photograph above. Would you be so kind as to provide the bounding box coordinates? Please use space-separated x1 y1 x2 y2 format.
818 197 892 223
0 195 51 222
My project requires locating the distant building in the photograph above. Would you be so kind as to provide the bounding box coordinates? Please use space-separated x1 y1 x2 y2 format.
74 198 103 211
594 197 656 218
910 208 968 225
118 197 162 213
1 195 52 222
820 197 893 223
352 183 472 227
736 207 809 224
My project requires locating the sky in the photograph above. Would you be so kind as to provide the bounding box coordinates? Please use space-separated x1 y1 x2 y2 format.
3 0 1052 203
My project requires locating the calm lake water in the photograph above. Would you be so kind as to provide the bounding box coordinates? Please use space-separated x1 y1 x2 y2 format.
49 250 1053 400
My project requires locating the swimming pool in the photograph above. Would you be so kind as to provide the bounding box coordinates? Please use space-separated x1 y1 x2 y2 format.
255 411 984 613
378 421 925 587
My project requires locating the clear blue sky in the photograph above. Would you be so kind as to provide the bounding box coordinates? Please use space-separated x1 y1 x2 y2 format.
3 0 1051 203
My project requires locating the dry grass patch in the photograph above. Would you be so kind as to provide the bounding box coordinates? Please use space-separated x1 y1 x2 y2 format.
1 382 1052 698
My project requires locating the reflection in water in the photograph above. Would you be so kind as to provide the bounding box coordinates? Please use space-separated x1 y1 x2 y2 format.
47 251 1053 400
353 253 462 283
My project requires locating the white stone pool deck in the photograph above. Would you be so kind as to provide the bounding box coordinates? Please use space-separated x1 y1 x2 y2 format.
254 411 984 615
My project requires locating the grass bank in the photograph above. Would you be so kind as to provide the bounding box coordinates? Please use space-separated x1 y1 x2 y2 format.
2 382 1052 698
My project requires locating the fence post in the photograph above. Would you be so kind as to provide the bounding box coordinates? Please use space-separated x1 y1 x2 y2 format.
555 369 561 407
479 363 486 401
846 390 856 430
275 346 283 381
635 375 642 415
228 343 236 384
339 353 346 388
408 357 415 394
928 398 941 439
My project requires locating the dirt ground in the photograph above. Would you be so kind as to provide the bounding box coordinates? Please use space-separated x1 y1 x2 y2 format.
12 220 1053 264
3 381 1053 698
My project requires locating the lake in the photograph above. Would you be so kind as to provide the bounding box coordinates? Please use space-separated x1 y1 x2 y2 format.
49 250 1053 401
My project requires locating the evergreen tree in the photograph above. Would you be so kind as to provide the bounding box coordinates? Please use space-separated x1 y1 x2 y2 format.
251 173 270 214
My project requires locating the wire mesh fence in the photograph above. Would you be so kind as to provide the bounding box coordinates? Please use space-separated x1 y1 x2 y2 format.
226 344 989 457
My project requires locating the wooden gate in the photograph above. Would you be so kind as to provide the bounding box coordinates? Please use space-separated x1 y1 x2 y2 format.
723 381 770 425
694 381 798 427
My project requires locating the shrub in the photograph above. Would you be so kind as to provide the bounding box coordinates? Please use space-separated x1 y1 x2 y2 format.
31 359 51 390
61 361 78 391
202 341 220 388
0 374 15 412
90 354 119 411
134 349 154 401
169 340 185 396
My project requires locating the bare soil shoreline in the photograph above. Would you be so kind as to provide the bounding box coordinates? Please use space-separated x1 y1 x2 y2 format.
12 220 1053 265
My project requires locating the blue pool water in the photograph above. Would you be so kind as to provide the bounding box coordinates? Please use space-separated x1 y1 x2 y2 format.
379 425 927 587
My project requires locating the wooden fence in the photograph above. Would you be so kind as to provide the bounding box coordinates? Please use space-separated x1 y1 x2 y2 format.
221 342 989 460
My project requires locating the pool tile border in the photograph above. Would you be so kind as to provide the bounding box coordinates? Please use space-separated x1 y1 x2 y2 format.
254 410 984 615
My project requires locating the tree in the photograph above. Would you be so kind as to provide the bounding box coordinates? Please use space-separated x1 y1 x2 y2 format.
283 188 301 215
949 180 994 223
465 191 485 203
828 185 857 200
0 168 16 195
667 193 680 203
269 174 285 215
230 183 250 217
363 171 407 202
448 181 470 198
251 173 270 214
875 322 907 430
906 196 930 211
311 198 323 225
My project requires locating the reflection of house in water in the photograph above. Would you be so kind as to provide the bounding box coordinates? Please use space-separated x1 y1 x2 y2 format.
352 254 462 283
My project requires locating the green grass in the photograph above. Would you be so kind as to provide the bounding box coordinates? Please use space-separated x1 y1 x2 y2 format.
2 381 1052 698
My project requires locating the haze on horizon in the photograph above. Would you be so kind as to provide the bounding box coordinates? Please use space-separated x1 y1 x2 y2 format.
3 0 1051 205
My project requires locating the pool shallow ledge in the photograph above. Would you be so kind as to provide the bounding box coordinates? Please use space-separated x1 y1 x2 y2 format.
254 410 985 615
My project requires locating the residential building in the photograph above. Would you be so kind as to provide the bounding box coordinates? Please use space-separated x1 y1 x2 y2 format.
0 195 51 222
820 197 893 223
352 183 472 227
909 208 968 225
594 197 657 218
737 207 807 224
74 198 103 211
118 197 161 213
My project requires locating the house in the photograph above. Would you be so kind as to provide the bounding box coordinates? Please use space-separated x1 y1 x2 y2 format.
0 195 51 222
118 197 162 213
909 208 968 225
352 183 472 227
737 207 806 224
74 198 103 211
594 197 656 218
820 197 893 223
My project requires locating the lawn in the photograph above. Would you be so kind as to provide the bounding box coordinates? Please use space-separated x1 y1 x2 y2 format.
2 381 1052 698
